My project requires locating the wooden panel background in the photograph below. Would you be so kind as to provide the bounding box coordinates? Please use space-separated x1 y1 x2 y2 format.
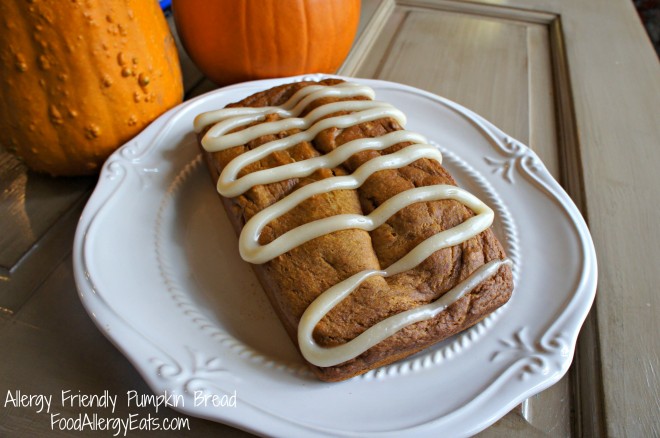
1 0 659 436
341 4 568 432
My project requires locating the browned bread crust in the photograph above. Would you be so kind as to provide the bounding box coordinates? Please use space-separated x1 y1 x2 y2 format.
198 79 513 381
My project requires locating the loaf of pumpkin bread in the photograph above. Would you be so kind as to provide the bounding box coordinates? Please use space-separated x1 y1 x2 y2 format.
196 79 514 382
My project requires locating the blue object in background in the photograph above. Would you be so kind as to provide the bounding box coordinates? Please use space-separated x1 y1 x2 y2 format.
160 0 172 17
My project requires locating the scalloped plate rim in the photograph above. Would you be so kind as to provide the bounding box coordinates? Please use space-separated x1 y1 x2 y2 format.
73 74 597 437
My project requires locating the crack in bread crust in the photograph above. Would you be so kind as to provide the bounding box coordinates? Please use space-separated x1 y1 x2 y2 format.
198 80 513 381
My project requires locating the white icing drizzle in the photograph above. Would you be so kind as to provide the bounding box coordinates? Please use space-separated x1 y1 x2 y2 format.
240 147 448 264
196 82 509 367
222 130 432 199
193 82 376 134
299 258 512 367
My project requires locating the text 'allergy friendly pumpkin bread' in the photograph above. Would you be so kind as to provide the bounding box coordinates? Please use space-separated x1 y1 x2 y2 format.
193 79 514 382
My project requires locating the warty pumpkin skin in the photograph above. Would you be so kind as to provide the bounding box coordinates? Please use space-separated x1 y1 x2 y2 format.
172 0 361 85
0 0 184 176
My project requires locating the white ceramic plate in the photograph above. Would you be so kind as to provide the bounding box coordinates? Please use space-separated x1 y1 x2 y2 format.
73 74 597 437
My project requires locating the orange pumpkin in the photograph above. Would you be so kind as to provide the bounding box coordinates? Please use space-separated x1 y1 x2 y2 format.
173 0 360 85
0 0 183 176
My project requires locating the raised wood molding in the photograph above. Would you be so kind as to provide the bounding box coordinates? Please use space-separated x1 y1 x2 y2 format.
0 1 656 435
341 1 610 435
548 18 607 438
341 0 397 76
396 0 557 23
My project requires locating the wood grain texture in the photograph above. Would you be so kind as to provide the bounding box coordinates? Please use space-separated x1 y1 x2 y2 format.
0 151 94 312
345 0 659 436
485 0 660 436
0 153 93 270
341 1 571 434
0 256 252 437
1 0 658 436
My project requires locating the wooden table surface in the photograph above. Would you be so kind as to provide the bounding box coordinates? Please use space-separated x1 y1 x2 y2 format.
1 1 658 436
